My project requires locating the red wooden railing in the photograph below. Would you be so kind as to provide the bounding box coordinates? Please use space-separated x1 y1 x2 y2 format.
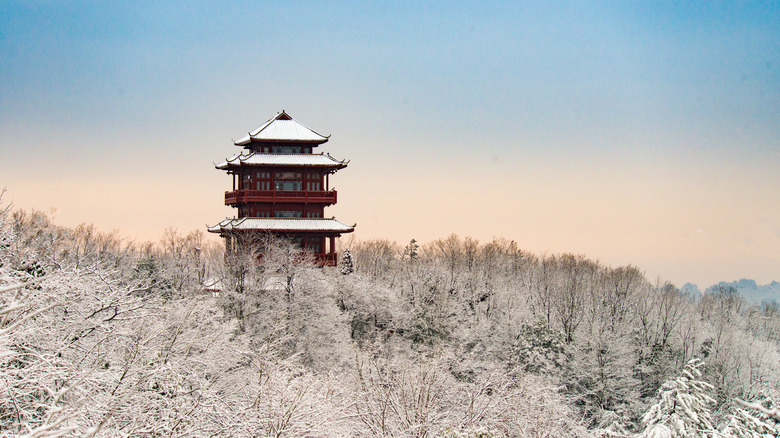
225 189 337 205
315 253 338 266
251 252 337 266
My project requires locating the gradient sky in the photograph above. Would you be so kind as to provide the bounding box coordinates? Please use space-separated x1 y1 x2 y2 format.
1 1 778 288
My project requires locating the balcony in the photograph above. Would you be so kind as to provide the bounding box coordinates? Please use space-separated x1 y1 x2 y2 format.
225 189 337 206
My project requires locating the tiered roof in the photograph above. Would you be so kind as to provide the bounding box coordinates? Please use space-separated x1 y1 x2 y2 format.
215 153 348 170
208 217 355 234
234 111 329 145
210 111 354 239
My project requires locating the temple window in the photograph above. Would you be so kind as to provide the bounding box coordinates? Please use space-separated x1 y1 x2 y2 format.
272 145 301 154
255 171 272 190
274 171 303 191
274 210 302 218
307 236 321 254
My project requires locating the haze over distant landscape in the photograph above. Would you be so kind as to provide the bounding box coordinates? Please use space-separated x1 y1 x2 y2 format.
1 1 778 288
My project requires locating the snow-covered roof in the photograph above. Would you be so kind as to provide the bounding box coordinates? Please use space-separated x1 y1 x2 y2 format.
215 153 348 170
207 217 355 234
234 111 329 145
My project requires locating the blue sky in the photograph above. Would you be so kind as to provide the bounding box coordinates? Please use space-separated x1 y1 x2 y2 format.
1 1 779 287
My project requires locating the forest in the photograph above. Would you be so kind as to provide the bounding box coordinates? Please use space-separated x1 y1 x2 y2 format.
2 195 779 437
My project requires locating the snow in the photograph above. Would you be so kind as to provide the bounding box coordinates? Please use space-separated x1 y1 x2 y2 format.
234 111 329 145
215 152 348 169
207 217 356 233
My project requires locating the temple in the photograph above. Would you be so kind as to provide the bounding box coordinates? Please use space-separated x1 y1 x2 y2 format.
208 111 355 265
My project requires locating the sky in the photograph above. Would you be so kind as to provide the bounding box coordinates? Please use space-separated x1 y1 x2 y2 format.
1 1 778 288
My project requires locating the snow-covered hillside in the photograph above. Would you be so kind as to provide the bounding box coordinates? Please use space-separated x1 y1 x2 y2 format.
2 201 779 437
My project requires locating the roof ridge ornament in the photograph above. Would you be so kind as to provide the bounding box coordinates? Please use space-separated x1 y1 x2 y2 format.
325 152 350 164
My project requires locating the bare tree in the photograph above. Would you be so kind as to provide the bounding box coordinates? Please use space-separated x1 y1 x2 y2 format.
551 254 596 343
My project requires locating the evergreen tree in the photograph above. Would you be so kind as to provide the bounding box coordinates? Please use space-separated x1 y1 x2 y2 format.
594 410 632 437
723 394 779 437
340 248 354 275
640 358 716 438
403 238 419 262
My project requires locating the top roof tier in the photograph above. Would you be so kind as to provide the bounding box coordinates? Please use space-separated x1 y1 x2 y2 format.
234 111 329 146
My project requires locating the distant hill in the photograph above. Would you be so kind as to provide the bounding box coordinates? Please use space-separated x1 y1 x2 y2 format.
704 279 780 305
681 283 703 299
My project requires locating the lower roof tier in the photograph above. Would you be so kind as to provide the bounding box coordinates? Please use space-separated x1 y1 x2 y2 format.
215 152 348 170
208 217 355 234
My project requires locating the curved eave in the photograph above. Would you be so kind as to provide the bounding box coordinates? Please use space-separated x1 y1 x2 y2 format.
216 162 348 171
214 153 349 171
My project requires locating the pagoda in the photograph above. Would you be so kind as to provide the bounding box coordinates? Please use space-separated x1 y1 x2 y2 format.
208 111 355 265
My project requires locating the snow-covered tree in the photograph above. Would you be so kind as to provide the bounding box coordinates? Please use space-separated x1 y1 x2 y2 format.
350 239 398 281
722 394 779 437
340 248 354 275
593 410 632 437
403 238 419 262
640 358 716 437
5 199 780 438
